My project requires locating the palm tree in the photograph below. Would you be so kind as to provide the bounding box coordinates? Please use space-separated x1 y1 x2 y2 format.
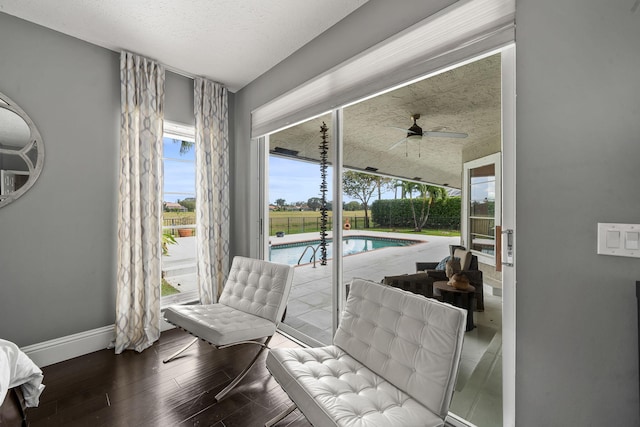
393 179 406 199
401 181 447 232
173 139 194 155
399 180 419 227
418 185 447 231
374 176 393 201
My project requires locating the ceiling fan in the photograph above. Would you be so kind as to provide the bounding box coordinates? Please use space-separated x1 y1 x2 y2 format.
388 114 468 156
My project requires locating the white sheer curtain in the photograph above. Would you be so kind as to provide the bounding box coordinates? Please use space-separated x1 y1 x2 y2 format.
113 51 165 354
194 78 230 303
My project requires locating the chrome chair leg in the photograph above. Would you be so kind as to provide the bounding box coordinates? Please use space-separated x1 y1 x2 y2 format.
264 403 297 427
162 337 198 363
214 336 273 401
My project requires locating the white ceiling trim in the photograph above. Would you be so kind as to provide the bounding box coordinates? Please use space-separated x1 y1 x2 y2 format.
251 0 515 138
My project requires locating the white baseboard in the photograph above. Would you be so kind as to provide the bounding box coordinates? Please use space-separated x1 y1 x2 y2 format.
21 325 115 368
21 321 175 367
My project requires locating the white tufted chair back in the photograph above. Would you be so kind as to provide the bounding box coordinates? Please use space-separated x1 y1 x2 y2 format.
334 279 466 420
219 256 294 324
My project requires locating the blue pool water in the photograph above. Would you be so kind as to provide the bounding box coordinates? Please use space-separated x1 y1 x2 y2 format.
269 236 420 266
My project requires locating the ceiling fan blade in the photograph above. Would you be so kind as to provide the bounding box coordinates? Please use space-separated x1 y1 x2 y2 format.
387 136 408 150
423 130 468 138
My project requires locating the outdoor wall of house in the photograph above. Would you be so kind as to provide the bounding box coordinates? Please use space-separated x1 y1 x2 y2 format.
0 12 195 347
233 0 640 426
516 0 639 425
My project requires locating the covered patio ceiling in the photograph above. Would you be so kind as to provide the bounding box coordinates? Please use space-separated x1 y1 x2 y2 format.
268 53 502 190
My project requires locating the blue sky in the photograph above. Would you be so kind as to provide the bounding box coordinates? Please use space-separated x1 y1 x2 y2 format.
269 156 396 205
269 156 334 204
162 140 397 205
163 138 195 203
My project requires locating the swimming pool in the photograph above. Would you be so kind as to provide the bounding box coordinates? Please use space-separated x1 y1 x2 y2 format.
269 236 421 265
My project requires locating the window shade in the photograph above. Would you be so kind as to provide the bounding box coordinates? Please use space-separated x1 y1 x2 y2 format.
164 121 195 141
251 0 515 138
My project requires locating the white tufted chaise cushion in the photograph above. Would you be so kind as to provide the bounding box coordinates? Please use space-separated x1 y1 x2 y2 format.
163 304 278 346
163 256 293 346
219 256 294 324
266 278 466 427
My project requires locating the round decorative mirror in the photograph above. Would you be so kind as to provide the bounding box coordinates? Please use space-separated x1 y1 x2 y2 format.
0 91 44 208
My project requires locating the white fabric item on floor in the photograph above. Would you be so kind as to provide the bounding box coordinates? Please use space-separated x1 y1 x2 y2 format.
0 339 45 407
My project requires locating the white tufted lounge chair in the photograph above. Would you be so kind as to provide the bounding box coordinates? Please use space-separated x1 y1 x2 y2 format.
162 256 294 402
265 278 466 427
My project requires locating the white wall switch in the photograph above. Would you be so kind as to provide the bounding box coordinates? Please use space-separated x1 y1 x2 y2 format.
598 223 640 258
625 231 639 250
606 230 620 248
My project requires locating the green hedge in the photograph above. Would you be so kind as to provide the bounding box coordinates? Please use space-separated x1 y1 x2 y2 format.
371 197 461 229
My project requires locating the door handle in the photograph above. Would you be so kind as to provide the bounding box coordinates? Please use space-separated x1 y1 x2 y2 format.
501 229 514 267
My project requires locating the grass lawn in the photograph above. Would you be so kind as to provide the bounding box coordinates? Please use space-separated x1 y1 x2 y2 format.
164 211 196 220
164 210 460 237
269 210 460 237
161 278 180 296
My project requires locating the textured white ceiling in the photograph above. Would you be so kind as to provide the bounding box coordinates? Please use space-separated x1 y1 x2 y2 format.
270 54 502 189
0 0 368 91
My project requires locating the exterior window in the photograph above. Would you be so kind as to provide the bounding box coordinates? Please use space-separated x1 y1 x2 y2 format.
463 153 501 265
469 164 496 255
161 122 197 305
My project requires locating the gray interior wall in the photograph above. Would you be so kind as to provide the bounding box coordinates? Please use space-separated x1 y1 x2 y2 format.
0 13 193 346
231 0 456 258
516 0 639 425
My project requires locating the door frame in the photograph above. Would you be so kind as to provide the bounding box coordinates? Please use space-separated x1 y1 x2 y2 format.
501 44 517 427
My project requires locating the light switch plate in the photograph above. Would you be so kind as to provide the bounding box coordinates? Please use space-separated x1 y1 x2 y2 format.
625 232 639 250
597 223 640 258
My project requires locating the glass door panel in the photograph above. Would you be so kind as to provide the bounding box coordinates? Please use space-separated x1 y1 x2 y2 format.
267 113 334 345
339 54 503 427
161 131 198 305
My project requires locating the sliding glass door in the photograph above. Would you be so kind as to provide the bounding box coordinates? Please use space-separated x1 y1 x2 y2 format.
266 113 335 345
259 51 510 427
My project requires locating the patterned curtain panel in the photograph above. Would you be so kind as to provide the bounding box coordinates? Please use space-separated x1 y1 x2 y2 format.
194 78 230 304
113 51 165 354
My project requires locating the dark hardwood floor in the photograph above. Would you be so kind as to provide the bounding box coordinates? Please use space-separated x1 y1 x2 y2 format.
25 329 313 427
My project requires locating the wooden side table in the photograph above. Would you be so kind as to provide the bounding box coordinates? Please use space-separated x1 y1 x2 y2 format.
433 281 475 331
